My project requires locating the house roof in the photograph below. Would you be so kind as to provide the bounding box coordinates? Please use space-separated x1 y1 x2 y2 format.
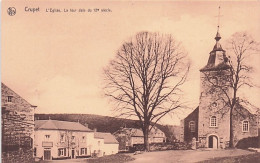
115 128 165 138
94 132 119 144
129 128 144 137
200 31 230 72
35 120 93 132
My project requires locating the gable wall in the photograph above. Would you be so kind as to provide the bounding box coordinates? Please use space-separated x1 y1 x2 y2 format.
184 107 198 142
232 107 258 146
1 83 35 162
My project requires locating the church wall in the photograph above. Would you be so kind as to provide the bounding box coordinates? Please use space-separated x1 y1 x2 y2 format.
184 107 198 142
198 70 231 149
181 30 258 149
232 107 258 146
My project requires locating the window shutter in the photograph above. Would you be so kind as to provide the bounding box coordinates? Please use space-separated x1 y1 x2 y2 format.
64 148 66 156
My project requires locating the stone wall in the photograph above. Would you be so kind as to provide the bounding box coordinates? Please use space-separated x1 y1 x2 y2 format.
232 107 258 146
1 83 35 162
2 149 33 163
197 69 258 149
184 107 198 142
198 70 231 149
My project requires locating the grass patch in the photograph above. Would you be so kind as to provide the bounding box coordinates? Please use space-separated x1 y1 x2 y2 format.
198 153 260 163
86 154 135 163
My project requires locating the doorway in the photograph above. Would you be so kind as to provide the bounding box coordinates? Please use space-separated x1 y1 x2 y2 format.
208 135 218 149
71 149 75 159
44 149 51 160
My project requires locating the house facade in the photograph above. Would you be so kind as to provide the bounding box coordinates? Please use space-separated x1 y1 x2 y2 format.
114 127 166 151
93 132 119 156
34 120 119 160
1 83 37 163
34 120 94 160
182 30 258 149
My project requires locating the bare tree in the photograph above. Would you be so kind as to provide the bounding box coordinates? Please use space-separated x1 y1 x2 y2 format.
103 32 190 151
203 32 259 148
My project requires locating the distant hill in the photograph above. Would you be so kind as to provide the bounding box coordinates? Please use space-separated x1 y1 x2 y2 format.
35 113 181 141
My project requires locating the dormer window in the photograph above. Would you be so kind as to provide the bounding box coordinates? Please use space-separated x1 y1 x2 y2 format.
210 116 217 127
7 96 13 102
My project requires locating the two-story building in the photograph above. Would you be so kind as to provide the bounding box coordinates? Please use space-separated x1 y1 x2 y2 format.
34 120 94 160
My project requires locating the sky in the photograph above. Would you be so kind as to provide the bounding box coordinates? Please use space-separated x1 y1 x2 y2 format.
2 1 260 125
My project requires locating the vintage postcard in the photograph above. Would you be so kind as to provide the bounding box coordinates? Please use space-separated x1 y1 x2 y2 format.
1 0 260 162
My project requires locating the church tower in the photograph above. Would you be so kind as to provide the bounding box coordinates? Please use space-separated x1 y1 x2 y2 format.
198 26 232 149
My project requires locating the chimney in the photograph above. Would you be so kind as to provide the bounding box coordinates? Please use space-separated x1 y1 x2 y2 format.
84 123 88 128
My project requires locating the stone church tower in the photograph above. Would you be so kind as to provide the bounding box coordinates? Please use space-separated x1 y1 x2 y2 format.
182 26 258 149
198 29 232 149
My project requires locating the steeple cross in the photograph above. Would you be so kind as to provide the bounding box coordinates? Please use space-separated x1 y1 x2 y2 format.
215 6 223 31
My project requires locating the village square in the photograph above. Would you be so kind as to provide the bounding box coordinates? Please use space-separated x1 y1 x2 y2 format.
2 1 260 163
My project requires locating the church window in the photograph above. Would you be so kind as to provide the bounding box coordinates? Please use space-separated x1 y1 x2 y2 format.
189 121 195 132
210 116 217 127
242 121 249 132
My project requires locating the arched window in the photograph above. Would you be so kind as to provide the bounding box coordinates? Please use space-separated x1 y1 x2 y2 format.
242 120 249 132
189 121 195 132
210 116 217 127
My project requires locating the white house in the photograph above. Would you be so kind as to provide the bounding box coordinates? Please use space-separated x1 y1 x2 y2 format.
34 120 94 160
93 132 119 157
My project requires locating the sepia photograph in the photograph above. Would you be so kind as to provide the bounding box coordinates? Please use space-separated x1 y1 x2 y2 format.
1 0 260 162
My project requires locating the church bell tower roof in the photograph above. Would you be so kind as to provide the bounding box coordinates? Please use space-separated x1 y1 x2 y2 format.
212 30 224 51
200 6 229 72
212 28 224 52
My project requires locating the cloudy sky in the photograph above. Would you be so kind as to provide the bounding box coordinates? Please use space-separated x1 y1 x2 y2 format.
2 1 260 125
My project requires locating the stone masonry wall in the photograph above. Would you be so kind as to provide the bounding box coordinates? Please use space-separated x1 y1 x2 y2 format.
1 83 35 162
198 70 258 149
232 107 258 146
184 107 198 142
2 149 33 163
198 70 231 149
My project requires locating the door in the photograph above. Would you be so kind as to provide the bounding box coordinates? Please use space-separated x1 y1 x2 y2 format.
209 136 213 148
71 149 75 159
208 135 218 149
44 150 51 160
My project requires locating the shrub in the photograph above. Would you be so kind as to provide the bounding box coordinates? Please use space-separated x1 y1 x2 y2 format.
236 137 259 149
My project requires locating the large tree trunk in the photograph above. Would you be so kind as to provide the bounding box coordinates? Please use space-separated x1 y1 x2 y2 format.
229 108 234 148
143 124 150 152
